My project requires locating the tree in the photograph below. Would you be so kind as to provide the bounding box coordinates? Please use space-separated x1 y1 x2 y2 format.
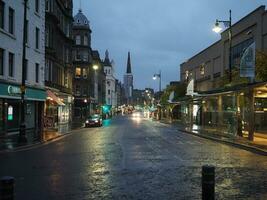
256 50 267 81
160 83 187 104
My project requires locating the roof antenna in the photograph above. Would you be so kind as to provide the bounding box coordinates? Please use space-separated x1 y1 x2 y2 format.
79 0 82 12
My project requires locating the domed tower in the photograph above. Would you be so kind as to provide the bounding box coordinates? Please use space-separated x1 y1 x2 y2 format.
72 9 93 120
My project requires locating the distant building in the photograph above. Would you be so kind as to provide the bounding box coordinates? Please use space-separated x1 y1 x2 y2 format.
115 80 124 107
92 50 106 107
72 9 92 120
0 0 46 140
44 0 74 130
133 89 145 106
103 50 116 107
123 52 133 104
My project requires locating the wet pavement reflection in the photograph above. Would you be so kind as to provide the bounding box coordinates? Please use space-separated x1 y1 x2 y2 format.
0 115 267 199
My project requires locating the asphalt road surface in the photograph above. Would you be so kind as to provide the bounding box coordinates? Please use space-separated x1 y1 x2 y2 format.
0 115 267 200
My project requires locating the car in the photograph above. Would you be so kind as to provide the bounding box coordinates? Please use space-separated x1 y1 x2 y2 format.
85 114 103 127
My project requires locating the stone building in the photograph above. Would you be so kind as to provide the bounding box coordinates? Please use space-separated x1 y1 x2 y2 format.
0 0 46 142
72 9 93 120
103 50 116 107
44 0 73 131
179 6 267 141
123 52 133 105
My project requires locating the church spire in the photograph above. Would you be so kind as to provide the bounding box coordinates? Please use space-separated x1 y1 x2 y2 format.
126 51 132 74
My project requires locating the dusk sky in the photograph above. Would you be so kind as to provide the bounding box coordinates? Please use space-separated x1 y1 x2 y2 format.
73 0 267 91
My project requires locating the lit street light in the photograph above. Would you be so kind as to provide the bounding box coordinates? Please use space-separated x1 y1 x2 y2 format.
92 64 99 102
213 10 232 83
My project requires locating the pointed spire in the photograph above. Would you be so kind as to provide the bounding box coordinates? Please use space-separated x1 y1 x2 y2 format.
105 50 109 60
103 49 111 66
126 51 132 74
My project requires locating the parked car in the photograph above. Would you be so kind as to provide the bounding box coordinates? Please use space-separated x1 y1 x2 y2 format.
85 114 103 127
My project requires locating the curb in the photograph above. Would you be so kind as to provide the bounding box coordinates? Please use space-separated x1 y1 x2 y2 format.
0 127 84 154
178 128 267 156
158 120 267 156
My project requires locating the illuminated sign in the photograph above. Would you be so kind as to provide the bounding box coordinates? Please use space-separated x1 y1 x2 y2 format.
8 105 13 120
7 86 21 96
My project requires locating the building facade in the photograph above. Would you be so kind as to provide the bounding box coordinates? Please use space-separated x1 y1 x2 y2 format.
72 9 93 120
103 50 116 107
44 0 73 131
179 6 267 141
0 0 46 142
123 52 133 105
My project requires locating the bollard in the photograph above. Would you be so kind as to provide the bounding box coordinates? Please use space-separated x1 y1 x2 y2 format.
202 165 215 200
0 176 14 200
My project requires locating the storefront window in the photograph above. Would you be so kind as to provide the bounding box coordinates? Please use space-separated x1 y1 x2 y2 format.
0 99 3 134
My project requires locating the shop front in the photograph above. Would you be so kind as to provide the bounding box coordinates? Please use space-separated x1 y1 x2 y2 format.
45 90 73 132
185 82 267 142
0 82 46 142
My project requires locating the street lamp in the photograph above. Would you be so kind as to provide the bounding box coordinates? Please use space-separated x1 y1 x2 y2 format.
18 0 28 144
92 64 99 102
153 70 161 92
213 10 232 83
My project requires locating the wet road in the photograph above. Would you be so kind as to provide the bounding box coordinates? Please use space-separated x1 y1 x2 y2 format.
0 115 267 200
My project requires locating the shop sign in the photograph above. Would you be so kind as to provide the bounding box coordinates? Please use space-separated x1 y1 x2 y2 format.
240 42 255 78
7 86 22 96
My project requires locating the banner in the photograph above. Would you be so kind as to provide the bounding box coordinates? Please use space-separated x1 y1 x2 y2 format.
240 42 255 78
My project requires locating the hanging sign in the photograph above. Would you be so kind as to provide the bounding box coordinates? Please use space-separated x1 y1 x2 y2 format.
240 42 255 78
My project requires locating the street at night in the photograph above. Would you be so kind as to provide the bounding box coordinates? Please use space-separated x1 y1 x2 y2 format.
1 115 267 200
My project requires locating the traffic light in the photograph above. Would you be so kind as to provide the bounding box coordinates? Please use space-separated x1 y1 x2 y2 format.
102 105 111 114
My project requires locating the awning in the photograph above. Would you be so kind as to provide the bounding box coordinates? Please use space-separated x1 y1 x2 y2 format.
46 90 65 106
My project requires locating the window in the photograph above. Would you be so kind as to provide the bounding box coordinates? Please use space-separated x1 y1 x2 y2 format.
35 63 39 83
25 59 28 80
35 0 39 13
8 52 14 77
0 1 4 29
75 67 81 78
25 20 28 44
75 85 81 96
65 48 69 63
45 0 50 11
8 7 14 34
76 50 81 60
200 64 205 75
35 27 40 49
108 90 110 95
83 68 87 78
75 35 81 45
45 25 49 47
84 35 88 46
0 48 3 75
83 87 87 96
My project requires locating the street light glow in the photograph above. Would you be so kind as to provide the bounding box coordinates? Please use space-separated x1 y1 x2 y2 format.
213 21 222 33
153 76 157 80
93 65 99 70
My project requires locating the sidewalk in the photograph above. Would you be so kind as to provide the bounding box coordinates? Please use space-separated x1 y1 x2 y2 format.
160 118 267 156
0 122 84 152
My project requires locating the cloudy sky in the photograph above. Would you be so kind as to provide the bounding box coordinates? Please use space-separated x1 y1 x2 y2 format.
73 0 266 91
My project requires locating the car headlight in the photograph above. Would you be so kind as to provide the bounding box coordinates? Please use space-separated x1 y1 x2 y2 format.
86 120 89 123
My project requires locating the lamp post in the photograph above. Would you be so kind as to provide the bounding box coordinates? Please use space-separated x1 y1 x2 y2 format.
18 0 28 144
213 10 232 83
92 64 99 114
153 70 161 92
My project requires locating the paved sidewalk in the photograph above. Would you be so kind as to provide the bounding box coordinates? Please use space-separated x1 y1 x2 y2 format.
160 118 267 156
0 123 84 152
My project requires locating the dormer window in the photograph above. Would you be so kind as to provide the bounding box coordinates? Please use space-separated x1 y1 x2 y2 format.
84 20 87 24
77 19 80 24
